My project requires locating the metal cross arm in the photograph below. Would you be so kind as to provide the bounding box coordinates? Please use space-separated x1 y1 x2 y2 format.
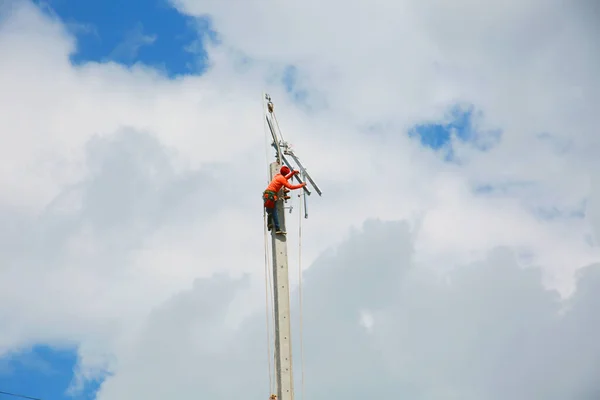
284 150 322 196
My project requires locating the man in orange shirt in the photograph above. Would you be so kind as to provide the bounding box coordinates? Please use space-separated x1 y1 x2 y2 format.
263 165 306 234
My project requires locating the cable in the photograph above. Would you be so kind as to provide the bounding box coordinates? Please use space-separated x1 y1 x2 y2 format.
297 193 306 400
0 390 43 400
272 110 286 144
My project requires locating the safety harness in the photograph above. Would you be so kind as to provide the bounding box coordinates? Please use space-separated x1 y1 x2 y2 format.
263 190 278 208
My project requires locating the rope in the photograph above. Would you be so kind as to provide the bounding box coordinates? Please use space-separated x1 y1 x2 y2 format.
263 92 274 183
263 209 274 395
262 92 276 396
297 193 306 400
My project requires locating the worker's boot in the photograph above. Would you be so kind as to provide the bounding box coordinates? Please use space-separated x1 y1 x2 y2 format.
275 229 286 235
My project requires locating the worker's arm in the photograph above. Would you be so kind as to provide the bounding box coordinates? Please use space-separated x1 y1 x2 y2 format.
289 182 306 189
278 175 306 190
285 170 299 180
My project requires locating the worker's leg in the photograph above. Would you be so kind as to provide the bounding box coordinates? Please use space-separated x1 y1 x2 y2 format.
270 207 286 234
266 209 273 230
266 207 280 231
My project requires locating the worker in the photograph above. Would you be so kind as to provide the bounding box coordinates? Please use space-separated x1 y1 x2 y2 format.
263 165 306 234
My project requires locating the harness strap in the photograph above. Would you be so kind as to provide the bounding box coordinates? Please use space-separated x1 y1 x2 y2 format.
263 190 278 201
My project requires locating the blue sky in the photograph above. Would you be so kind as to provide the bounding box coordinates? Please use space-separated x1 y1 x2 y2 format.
410 105 474 151
1 1 490 399
38 0 217 76
0 346 100 400
409 105 501 162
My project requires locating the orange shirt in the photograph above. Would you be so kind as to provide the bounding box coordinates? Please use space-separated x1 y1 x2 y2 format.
265 173 304 193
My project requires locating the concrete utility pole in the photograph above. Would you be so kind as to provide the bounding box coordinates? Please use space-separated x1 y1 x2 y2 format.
263 93 322 400
269 161 294 400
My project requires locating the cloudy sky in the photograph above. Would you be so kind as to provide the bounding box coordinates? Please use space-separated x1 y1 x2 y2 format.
1 0 599 399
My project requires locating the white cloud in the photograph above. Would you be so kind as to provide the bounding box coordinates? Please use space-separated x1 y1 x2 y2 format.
0 0 599 398
93 220 600 399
